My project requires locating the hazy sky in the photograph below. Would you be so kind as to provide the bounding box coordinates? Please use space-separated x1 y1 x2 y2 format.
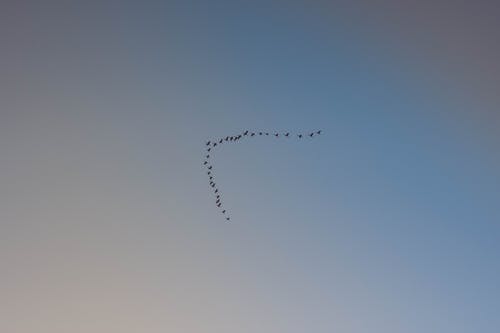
1 1 499 332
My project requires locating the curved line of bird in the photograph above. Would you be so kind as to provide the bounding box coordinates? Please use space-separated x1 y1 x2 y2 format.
203 130 322 221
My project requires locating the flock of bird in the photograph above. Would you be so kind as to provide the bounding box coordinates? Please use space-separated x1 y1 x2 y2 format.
203 130 322 221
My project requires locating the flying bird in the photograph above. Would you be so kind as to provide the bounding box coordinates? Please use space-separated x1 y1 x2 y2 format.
204 128 322 221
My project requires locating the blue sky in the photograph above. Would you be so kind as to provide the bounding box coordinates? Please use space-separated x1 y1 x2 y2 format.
1 0 499 332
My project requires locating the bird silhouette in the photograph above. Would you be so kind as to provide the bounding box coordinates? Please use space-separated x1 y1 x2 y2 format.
204 128 323 221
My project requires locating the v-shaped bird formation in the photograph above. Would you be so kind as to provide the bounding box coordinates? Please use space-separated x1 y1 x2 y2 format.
203 130 322 221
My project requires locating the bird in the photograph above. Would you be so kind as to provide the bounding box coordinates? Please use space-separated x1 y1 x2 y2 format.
204 129 323 221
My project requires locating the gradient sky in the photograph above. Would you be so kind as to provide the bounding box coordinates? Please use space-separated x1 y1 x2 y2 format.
1 1 500 332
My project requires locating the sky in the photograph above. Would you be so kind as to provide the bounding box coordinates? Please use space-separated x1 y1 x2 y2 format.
1 1 499 332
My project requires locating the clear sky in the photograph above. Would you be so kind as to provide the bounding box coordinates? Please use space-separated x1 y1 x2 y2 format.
1 1 499 332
